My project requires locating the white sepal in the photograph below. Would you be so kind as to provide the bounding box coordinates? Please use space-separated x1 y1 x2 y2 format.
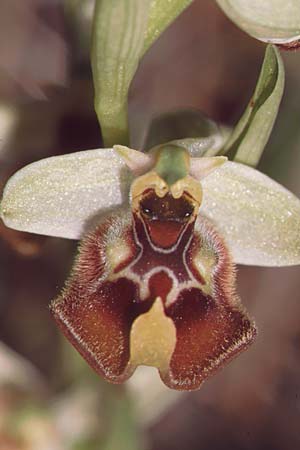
200 161 300 267
0 148 132 239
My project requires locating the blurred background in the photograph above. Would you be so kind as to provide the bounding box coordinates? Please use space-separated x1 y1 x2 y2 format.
0 1 300 449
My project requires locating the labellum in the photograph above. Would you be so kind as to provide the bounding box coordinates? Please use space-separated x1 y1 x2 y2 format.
51 145 256 390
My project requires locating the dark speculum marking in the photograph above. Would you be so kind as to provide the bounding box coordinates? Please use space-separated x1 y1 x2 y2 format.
131 215 200 285
139 190 194 248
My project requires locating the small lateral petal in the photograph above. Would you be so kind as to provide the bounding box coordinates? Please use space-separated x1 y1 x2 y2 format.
201 161 300 266
114 145 154 175
0 148 132 239
189 156 227 180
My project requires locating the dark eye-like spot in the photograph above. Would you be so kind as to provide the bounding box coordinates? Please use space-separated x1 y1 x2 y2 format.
141 204 154 218
139 190 195 223
142 206 151 214
180 206 194 220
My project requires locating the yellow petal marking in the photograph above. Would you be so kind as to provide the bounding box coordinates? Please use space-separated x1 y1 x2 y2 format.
131 171 169 211
170 175 202 208
129 297 176 373
106 237 132 275
193 245 217 296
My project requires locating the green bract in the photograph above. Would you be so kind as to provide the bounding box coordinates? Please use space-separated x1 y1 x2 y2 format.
221 45 284 167
91 0 193 147
216 0 300 44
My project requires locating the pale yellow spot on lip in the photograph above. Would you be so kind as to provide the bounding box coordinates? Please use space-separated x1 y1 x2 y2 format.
193 248 216 296
106 238 131 272
129 297 176 373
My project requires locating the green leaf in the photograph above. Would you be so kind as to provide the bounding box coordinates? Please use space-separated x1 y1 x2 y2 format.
201 161 300 267
216 0 300 43
91 0 193 147
0 149 132 239
220 45 284 167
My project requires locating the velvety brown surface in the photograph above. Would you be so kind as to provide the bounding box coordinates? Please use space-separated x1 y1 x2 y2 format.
165 290 256 390
52 276 151 379
51 208 255 389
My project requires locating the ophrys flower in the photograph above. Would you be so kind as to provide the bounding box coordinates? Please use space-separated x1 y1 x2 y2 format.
1 141 300 390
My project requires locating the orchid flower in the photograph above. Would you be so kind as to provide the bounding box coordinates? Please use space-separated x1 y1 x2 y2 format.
1 122 300 390
1 1 300 391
